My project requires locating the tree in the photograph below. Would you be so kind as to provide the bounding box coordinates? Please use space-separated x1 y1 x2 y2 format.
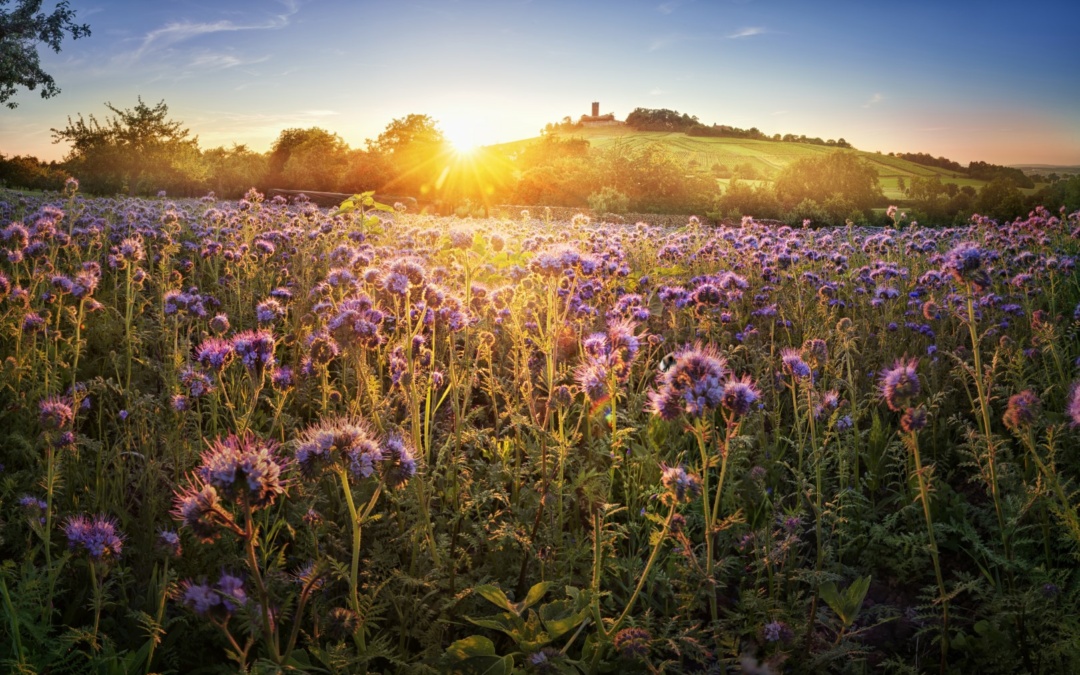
266 127 348 191
202 144 269 198
773 151 883 218
368 114 448 197
1 0 90 108
51 97 205 195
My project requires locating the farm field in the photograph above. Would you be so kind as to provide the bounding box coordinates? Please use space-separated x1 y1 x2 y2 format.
494 127 984 200
2 186 1080 674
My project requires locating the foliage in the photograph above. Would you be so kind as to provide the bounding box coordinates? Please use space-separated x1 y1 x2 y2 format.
0 0 90 108
50 97 205 196
773 151 884 217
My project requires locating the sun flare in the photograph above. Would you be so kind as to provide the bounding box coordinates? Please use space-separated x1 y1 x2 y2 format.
442 118 485 156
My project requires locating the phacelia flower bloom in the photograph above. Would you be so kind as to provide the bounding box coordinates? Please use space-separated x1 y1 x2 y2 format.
256 299 285 324
180 367 215 398
575 360 609 402
801 338 828 369
613 627 652 659
172 482 225 542
179 580 220 615
157 529 182 557
900 406 928 433
294 417 383 480
306 329 339 366
1065 382 1080 428
780 347 812 381
231 329 276 376
209 313 230 334
764 620 793 643
943 242 990 290
721 375 760 418
216 572 247 612
64 514 124 560
23 311 46 333
197 432 289 509
1002 390 1040 431
379 433 418 489
879 357 920 411
648 344 728 420
270 366 293 391
39 396 75 430
660 463 702 504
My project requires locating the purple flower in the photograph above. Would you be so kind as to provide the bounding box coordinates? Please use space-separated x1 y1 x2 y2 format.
763 620 793 643
172 483 224 542
660 463 702 504
1067 382 1080 428
879 357 920 411
613 627 651 659
380 433 418 489
231 329 276 376
293 417 382 479
196 432 289 508
64 514 124 560
179 580 220 615
943 242 991 290
209 313 230 334
648 344 728 420
780 347 812 380
900 406 928 433
1003 390 1040 431
216 572 247 612
39 396 75 430
256 299 285 324
157 529 182 557
721 375 760 418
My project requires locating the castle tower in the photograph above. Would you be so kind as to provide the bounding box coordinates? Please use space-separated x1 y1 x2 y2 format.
591 102 600 117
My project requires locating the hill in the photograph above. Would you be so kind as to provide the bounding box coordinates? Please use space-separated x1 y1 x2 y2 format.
490 126 987 201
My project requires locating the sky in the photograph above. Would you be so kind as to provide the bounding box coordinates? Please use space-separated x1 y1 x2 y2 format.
3 0 1080 166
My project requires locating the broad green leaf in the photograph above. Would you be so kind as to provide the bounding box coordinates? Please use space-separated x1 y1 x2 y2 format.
475 584 514 612
446 635 498 660
465 612 522 637
519 581 553 612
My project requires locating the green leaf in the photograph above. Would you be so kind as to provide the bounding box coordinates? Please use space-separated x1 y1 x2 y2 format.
475 584 514 612
465 612 522 637
518 581 553 612
446 635 498 659
538 601 588 641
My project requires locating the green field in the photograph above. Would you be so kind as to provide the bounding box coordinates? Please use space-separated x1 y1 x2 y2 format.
492 126 993 200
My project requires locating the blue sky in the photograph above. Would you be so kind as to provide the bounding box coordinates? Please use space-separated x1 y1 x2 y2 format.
4 0 1080 165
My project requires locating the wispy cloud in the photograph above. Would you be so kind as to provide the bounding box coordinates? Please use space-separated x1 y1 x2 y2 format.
188 52 270 71
862 92 884 108
649 33 691 51
726 26 766 39
125 1 301 64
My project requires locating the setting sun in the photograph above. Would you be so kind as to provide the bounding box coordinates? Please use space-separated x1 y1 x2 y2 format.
442 118 486 156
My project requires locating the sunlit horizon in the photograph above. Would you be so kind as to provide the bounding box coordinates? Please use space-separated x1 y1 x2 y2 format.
2 1 1079 167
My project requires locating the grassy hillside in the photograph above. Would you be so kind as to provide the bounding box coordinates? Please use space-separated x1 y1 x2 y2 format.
491 126 984 201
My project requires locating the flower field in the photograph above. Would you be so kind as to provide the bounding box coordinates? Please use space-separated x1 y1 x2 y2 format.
2 185 1079 674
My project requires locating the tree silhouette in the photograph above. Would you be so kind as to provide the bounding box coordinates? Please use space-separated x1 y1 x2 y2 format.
0 0 90 108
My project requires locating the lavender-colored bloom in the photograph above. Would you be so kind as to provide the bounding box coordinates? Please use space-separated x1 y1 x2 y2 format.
231 329 275 376
172 483 224 542
660 463 702 504
721 375 760 418
294 417 382 480
270 366 293 391
780 347 812 380
900 406 928 433
216 573 247 612
180 367 215 398
39 396 75 430
801 338 828 369
648 344 728 420
1066 383 1080 428
879 357 920 411
764 621 793 643
1002 390 1040 431
306 329 340 366
19 495 48 524
179 580 220 615
197 432 288 508
256 299 285 324
23 311 46 333
575 360 609 401
613 627 651 659
380 433 418 489
209 313 230 334
942 242 991 290
64 514 124 560
157 529 182 557
171 394 190 412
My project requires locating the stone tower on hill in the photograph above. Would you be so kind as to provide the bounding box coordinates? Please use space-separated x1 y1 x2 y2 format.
580 101 621 126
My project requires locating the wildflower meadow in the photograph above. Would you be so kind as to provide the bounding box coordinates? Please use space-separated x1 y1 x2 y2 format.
2 184 1079 674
